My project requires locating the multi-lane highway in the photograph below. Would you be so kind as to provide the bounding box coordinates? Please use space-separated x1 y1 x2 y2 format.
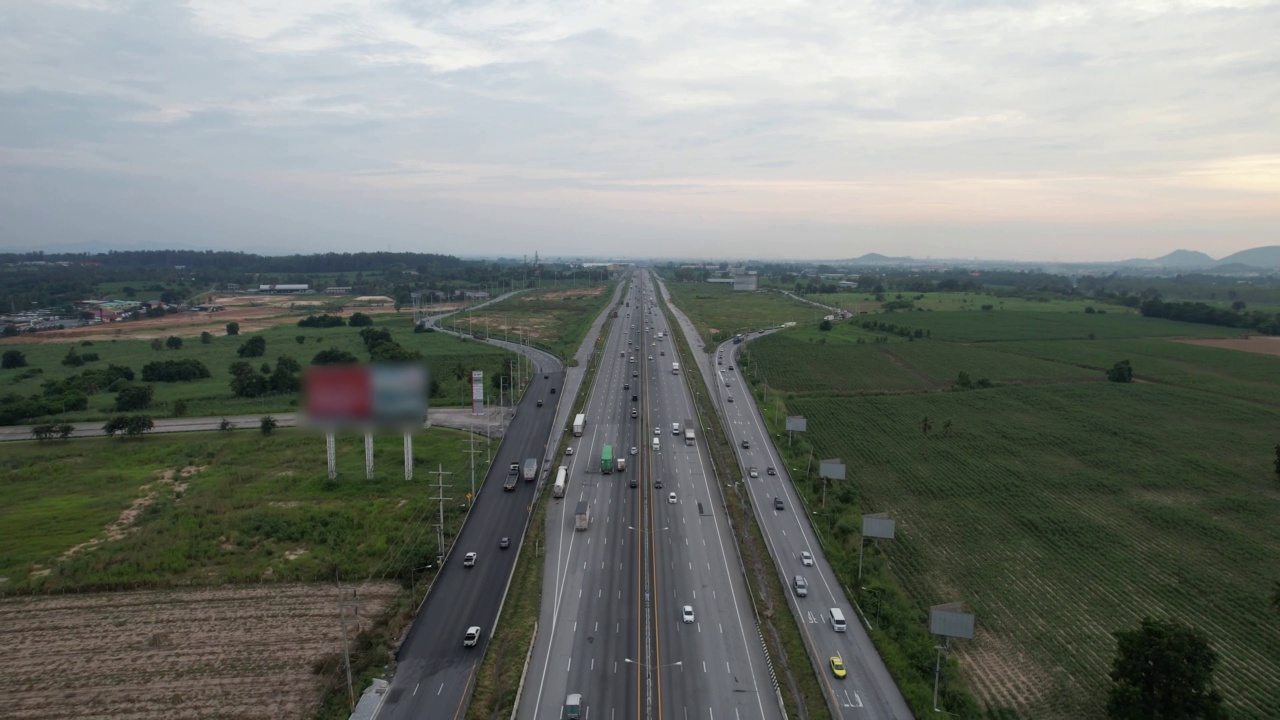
376 358 565 720
523 272 782 720
656 276 913 720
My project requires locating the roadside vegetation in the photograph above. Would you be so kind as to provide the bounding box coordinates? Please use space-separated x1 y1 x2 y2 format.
660 279 816 348
736 306 1280 718
441 280 617 359
0 317 516 425
1 426 489 593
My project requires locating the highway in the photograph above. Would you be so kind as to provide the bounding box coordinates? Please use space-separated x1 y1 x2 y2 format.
656 276 913 720
522 271 782 720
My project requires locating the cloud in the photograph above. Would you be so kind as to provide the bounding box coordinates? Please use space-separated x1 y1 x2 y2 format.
0 0 1277 260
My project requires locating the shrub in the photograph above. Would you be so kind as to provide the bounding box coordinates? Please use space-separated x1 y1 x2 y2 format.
141 359 212 382
1 350 26 369
237 336 266 358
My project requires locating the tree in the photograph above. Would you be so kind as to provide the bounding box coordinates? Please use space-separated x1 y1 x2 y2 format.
173 399 188 416
348 312 373 327
62 347 84 367
150 338 164 351
1107 360 1134 383
166 335 183 350
1 350 26 369
200 331 213 344
226 321 240 336
114 384 155 411
452 361 468 381
921 416 932 436
955 371 972 389
819 319 833 331
2 324 19 337
124 414 155 438
1107 617 1225 719
237 335 266 358
942 419 954 437
31 424 57 441
57 423 74 439
1232 300 1247 312
311 348 358 365
260 415 277 435
219 417 234 432
296 335 306 345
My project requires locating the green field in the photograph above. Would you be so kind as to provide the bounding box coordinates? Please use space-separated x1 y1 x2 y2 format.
737 305 1280 718
0 426 490 593
660 280 817 347
0 317 515 422
444 281 616 359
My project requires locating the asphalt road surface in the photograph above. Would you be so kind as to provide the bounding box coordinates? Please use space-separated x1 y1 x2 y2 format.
522 272 782 720
656 275 913 720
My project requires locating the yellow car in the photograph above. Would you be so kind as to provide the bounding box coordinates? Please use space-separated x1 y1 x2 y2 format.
830 656 847 679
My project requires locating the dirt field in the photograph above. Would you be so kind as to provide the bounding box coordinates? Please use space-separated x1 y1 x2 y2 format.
529 286 606 301
1174 335 1280 356
0 582 399 719
1 296 460 345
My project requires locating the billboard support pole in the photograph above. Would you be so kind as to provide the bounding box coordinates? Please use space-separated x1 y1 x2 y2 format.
326 432 337 480
404 432 413 481
365 432 374 480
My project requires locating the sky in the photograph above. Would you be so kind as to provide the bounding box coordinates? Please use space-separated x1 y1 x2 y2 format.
1 0 1278 262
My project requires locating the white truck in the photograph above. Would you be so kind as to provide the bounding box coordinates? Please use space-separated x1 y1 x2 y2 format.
671 362 680 375
573 413 585 437
574 501 590 531
552 466 567 498
684 419 695 446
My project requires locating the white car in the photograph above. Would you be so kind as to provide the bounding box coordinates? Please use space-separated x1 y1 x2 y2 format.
464 626 481 647
654 427 661 436
668 492 677 504
801 551 814 567
630 446 638 455
463 552 477 567
682 605 695 624
566 447 574 455
749 467 759 478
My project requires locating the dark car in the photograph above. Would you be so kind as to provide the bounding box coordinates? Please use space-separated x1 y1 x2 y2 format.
767 467 777 476
774 497 784 511
550 387 557 394
544 374 549 379
741 439 750 449
537 400 543 407
499 537 511 549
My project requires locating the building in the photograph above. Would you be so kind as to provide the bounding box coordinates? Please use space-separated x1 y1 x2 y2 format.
325 287 352 295
258 284 310 293
458 290 491 301
225 283 240 291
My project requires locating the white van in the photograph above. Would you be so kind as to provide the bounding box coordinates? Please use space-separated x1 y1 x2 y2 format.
830 608 847 632
672 422 680 435
652 437 660 451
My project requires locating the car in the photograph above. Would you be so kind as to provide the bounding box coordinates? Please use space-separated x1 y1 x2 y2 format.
749 467 759 478
654 478 663 488
725 380 731 387
463 552 477 567
550 387 556 394
464 626 482 647
727 395 734 402
774 497 784 511
632 394 638 401
767 466 777 476
630 446 638 456
631 409 638 418
830 656 847 678
566 446 574 455
717 358 723 365
728 365 734 371
648 356 653 361
500 537 510 549
741 439 750 449
660 350 665 356
624 383 630 390
654 427 661 436
682 605 695 624
543 374 549 379
801 551 814 567
668 492 677 504
536 399 543 407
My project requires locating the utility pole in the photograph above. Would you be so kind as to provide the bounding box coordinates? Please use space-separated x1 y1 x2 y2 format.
465 433 481 500
338 585 360 711
429 464 452 566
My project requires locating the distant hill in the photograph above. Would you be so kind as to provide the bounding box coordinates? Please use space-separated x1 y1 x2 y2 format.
848 252 914 264
1154 249 1216 267
1217 245 1280 269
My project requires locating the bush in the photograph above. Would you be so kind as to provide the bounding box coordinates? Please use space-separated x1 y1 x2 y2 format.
114 384 155 411
348 312 373 327
1 350 26 369
312 349 358 365
1107 360 1133 383
237 335 266 358
142 358 212 382
201 331 213 344
298 314 345 328
62 347 84 367
166 336 183 350
226 322 240 336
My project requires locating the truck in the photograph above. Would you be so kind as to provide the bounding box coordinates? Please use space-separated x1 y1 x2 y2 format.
574 501 590 531
733 334 744 344
504 463 519 491
522 458 538 482
671 362 680 375
601 445 614 474
573 413 585 437
553 466 567 498
616 457 626 473
684 419 695 446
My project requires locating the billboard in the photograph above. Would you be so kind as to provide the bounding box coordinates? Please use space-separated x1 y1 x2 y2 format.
471 370 485 414
303 364 428 429
785 416 807 432
819 459 846 480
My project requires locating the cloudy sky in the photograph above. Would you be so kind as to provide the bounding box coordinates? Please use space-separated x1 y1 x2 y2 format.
1 0 1277 261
